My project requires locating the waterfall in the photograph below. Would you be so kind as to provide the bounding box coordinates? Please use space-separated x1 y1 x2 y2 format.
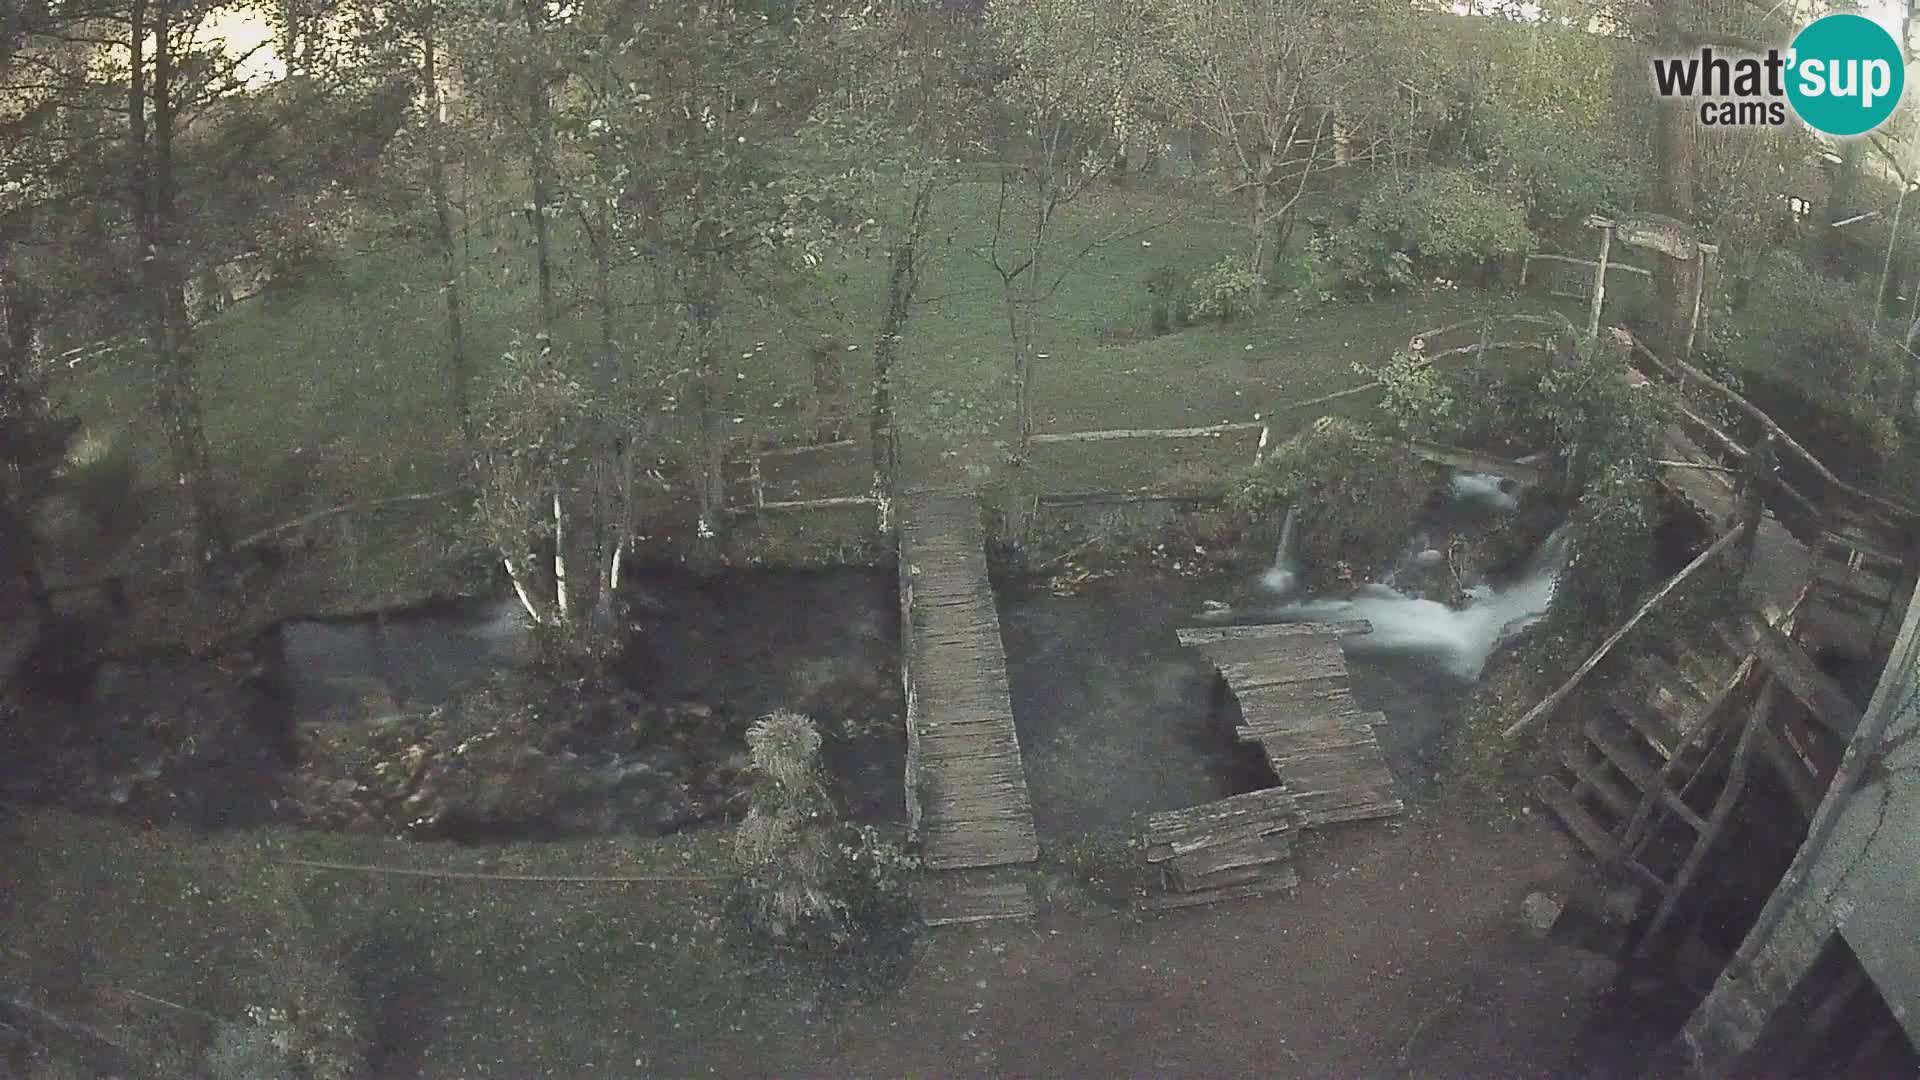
1279 527 1568 681
1260 505 1301 595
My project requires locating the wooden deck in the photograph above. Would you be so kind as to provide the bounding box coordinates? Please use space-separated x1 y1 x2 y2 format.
898 490 1038 871
1177 622 1405 828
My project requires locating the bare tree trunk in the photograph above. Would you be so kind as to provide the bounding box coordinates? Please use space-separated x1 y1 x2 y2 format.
871 182 934 494
691 253 726 538
1248 149 1272 275
520 0 557 342
1652 1 1700 355
423 21 473 445
0 268 53 622
135 0 227 575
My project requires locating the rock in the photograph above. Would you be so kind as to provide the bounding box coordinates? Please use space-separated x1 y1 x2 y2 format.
1521 890 1565 935
1601 884 1644 925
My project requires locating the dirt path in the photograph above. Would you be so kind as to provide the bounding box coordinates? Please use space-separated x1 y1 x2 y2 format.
722 808 1607 1078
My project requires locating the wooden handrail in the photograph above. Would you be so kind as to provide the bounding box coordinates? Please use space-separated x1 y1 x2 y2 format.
1627 333 1920 524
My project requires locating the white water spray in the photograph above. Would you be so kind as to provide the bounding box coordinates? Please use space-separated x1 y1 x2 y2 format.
1261 505 1301 595
1281 527 1568 681
1450 471 1522 512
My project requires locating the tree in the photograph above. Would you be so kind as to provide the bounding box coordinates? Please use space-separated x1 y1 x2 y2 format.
127 0 235 574
1150 0 1394 274
984 0 1158 461
796 2 990 497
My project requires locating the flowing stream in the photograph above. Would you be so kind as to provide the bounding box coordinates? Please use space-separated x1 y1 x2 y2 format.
1223 473 1566 682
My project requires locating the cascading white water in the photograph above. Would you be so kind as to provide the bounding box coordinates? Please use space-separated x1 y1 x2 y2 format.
1450 471 1522 512
1279 527 1568 681
1260 505 1301 595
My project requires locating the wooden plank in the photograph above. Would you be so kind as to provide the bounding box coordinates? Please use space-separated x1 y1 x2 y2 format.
1400 439 1547 485
1029 422 1261 444
1758 723 1823 819
1534 776 1617 859
1176 621 1374 646
1168 833 1292 882
1564 747 1635 819
1144 868 1301 911
1744 612 1863 738
1144 786 1298 852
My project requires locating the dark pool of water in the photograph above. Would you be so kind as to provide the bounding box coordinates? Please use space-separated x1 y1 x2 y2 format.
998 570 1468 844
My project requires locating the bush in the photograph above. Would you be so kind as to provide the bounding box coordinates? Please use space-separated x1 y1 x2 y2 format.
1144 266 1194 335
1275 240 1340 305
1357 349 1455 439
1330 169 1536 294
734 711 917 956
1728 252 1901 460
1231 417 1431 588
1188 258 1266 321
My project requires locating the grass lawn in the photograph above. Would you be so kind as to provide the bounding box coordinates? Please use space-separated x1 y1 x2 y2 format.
40 171 1565 621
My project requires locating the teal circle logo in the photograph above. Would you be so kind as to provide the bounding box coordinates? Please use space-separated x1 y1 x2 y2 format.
1786 14 1905 137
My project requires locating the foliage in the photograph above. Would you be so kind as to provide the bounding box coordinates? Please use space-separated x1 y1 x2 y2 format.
1454 14 1644 224
1232 416 1430 587
1188 258 1266 321
1727 252 1902 460
1144 266 1194 335
734 711 918 956
1357 348 1454 438
1557 461 1658 629
1329 169 1534 294
1273 238 1340 305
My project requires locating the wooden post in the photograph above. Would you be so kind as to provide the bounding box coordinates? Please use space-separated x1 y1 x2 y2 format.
1736 434 1774 575
1633 675 1776 955
1684 245 1709 359
1587 225 1613 339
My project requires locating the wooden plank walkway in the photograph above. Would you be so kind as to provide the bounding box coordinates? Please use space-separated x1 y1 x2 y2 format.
1655 425 1809 621
898 490 1038 871
1177 623 1405 827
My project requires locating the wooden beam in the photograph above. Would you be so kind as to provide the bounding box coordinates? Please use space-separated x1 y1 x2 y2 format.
1029 422 1261 444
1401 439 1547 485
1504 526 1746 740
1635 677 1777 954
1588 224 1613 337
1744 613 1864 738
1177 621 1374 646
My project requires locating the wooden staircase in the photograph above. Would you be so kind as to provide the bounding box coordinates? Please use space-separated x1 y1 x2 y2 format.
1802 507 1916 663
1534 613 1757 903
1535 604 1871 953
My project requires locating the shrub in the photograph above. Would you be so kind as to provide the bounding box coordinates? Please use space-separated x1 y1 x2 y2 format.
1728 252 1901 460
1357 348 1455 439
1144 266 1193 335
1275 240 1340 305
734 711 918 955
1231 417 1431 588
1330 169 1536 294
1188 258 1266 321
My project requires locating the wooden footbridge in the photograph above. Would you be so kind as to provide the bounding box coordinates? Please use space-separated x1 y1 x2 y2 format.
897 489 1038 873
1142 620 1406 908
